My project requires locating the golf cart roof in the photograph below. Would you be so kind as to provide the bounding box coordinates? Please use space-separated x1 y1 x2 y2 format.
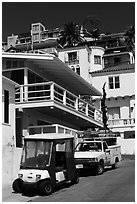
24 133 74 140
80 141 102 143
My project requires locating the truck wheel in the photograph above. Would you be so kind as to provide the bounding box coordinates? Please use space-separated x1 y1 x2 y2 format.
71 171 79 184
12 179 23 193
39 180 53 196
96 162 104 175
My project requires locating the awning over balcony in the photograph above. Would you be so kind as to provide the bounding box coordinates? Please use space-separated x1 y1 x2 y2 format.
2 52 101 96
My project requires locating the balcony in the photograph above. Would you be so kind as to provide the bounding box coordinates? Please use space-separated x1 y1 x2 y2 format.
104 61 130 68
65 59 79 66
108 118 135 128
15 81 102 125
27 124 77 137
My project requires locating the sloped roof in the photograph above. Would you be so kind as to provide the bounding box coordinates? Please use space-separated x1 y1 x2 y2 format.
90 63 135 75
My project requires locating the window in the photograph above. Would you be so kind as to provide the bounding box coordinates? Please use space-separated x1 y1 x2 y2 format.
114 57 121 64
6 60 24 69
33 25 39 31
109 76 120 89
33 34 39 41
115 76 120 88
124 131 135 139
76 65 80 75
88 52 90 63
108 107 120 120
68 52 77 62
94 55 101 64
4 90 9 124
48 33 53 38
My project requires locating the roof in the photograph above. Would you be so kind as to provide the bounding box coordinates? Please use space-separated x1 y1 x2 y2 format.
24 133 74 140
90 63 135 75
2 52 101 96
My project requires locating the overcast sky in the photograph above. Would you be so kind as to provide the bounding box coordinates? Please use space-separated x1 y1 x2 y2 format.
2 1 135 41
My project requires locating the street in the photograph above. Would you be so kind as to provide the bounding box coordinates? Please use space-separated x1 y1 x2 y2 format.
2 159 135 202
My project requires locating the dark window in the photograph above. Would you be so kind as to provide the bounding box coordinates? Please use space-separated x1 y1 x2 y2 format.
13 61 18 68
68 52 77 61
114 57 121 64
115 76 120 89
94 55 101 64
103 142 108 151
124 131 135 139
4 90 9 124
76 67 80 75
109 76 120 89
109 77 114 89
48 33 53 38
6 61 12 69
16 116 23 148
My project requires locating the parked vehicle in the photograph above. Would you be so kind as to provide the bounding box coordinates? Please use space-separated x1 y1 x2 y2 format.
74 138 121 175
12 133 79 196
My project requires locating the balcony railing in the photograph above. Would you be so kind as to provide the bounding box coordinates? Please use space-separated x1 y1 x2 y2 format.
65 59 79 65
28 124 77 136
15 81 102 123
108 118 135 127
104 61 130 68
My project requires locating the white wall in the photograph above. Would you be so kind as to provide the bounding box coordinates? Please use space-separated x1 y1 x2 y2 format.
92 71 135 98
2 78 17 185
58 46 104 83
89 46 104 72
58 46 91 82
117 137 135 155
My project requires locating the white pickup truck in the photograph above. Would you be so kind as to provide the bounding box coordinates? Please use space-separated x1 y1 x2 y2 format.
74 138 121 175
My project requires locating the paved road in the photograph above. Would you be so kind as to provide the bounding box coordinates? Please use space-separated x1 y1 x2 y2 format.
3 159 135 202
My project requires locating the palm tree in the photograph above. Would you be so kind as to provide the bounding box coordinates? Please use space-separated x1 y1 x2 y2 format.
58 22 84 48
124 25 135 52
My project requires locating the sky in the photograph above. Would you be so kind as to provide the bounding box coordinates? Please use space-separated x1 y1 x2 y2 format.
2 1 135 41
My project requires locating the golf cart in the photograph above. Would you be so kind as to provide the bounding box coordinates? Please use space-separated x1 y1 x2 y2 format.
12 133 79 195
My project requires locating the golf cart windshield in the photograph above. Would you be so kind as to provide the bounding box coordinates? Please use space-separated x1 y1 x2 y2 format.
21 140 52 169
75 142 102 152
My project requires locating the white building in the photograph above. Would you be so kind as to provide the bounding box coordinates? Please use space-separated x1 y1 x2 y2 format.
58 45 104 83
2 52 103 185
58 44 135 155
90 63 135 154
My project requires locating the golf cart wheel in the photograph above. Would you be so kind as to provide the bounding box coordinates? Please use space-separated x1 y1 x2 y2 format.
39 180 53 196
71 171 79 184
12 179 23 193
96 162 104 175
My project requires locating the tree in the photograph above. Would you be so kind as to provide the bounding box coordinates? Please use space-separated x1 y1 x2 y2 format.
124 25 135 52
101 82 108 132
57 22 84 48
83 15 100 39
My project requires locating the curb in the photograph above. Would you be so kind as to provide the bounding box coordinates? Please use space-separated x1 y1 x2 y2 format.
122 154 135 160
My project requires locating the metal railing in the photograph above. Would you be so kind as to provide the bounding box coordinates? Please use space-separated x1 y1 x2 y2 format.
15 81 102 123
108 118 135 127
65 59 79 65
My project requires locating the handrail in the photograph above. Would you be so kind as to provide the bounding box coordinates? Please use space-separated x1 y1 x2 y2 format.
108 118 135 126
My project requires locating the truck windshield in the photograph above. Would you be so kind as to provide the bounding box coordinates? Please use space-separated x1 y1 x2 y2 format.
21 140 52 169
75 142 102 152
